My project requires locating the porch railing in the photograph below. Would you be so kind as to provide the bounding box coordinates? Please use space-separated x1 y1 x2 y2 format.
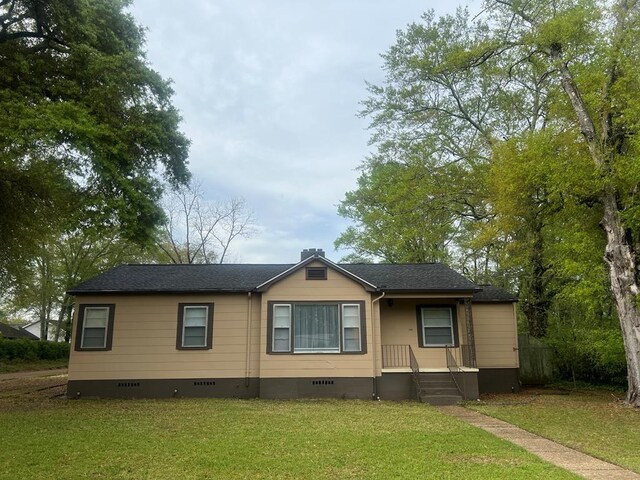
409 345 421 400
446 346 468 399
381 344 411 368
445 344 477 369
381 344 476 369
382 345 476 368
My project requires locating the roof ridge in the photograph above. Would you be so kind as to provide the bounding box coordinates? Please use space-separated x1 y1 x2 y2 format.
340 262 440 266
122 263 295 267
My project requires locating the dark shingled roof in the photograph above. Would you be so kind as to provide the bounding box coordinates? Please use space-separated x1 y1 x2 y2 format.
67 264 293 294
340 263 479 292
472 285 518 302
0 322 39 340
68 261 484 295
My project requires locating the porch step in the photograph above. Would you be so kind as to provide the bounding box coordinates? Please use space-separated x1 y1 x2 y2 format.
419 372 451 381
419 380 455 388
420 394 462 406
421 386 460 396
417 372 461 399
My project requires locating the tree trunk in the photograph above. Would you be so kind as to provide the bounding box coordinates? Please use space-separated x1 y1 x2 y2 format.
39 308 47 340
551 30 640 406
64 305 73 343
602 190 640 406
54 295 70 342
521 219 550 338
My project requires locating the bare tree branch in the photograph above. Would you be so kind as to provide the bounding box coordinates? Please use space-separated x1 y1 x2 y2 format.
157 181 254 264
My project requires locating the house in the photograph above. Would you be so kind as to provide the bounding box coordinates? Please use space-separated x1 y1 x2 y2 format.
66 248 519 404
22 319 60 341
0 322 39 340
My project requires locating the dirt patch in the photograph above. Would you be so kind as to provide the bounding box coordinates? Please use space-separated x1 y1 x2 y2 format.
0 374 67 403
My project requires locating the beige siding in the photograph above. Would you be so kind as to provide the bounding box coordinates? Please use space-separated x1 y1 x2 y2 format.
260 261 377 378
68 294 261 381
473 303 519 368
379 299 462 369
380 299 518 369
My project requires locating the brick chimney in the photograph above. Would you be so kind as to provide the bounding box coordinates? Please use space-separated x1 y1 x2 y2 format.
300 248 325 261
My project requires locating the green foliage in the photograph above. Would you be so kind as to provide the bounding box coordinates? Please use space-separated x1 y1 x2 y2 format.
547 288 626 386
338 8 501 270
336 158 467 263
340 0 640 361
0 0 190 286
0 339 69 361
549 326 627 386
7 224 152 342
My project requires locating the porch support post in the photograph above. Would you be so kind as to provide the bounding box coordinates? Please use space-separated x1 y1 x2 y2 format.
463 298 477 368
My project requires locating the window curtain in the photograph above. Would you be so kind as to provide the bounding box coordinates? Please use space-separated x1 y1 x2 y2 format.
294 304 339 351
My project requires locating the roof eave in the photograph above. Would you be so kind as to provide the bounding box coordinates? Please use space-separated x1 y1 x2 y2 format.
472 298 519 303
378 288 480 294
67 289 252 296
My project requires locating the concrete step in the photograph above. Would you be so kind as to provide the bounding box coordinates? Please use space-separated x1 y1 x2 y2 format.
419 380 456 388
420 394 462 406
418 373 451 381
421 387 460 396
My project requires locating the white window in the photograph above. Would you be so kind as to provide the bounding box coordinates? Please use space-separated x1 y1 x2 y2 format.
342 304 361 352
270 302 364 354
81 307 110 349
421 307 454 346
182 306 208 347
272 304 291 352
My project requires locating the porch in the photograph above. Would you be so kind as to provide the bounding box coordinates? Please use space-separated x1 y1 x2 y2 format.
381 343 476 370
379 344 479 403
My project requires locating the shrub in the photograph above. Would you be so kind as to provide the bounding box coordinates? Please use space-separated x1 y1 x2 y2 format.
548 326 627 386
0 339 70 361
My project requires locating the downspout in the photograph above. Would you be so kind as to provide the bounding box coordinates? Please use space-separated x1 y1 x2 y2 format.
245 292 253 387
371 291 385 400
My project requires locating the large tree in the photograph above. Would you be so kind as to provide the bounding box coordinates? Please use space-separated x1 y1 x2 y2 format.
338 7 557 334
483 0 640 407
0 0 190 286
341 1 640 404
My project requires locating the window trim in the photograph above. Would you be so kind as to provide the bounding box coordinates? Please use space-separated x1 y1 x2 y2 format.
176 303 214 350
74 304 115 351
341 303 361 352
267 300 366 355
416 304 459 348
272 303 292 352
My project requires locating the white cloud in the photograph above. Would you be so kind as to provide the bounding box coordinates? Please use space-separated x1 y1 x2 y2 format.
130 0 478 263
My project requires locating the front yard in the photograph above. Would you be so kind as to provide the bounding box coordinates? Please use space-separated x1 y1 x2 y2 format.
468 387 640 473
0 376 578 480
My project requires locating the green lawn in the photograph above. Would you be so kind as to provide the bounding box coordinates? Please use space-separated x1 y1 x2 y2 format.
468 387 640 473
0 382 578 480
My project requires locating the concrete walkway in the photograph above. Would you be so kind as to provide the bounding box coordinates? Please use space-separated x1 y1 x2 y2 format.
0 368 67 381
439 406 640 480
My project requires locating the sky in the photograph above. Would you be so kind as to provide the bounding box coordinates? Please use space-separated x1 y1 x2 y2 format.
129 1 478 264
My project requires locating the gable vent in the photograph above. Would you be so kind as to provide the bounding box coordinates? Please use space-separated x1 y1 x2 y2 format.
306 267 327 280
